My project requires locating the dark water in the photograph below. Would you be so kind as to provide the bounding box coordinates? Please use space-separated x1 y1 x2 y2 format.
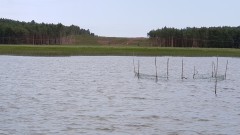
0 56 239 135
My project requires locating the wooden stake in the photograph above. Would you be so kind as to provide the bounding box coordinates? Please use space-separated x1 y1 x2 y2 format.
215 57 218 96
215 79 217 96
225 60 228 80
215 57 218 78
181 59 184 80
155 57 158 82
138 60 140 79
167 58 169 80
212 62 214 78
193 66 196 79
133 57 136 74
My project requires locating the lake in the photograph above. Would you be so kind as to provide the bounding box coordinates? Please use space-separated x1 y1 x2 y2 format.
0 56 239 135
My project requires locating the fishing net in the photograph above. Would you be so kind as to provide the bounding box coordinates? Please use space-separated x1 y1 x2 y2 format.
134 72 168 80
135 71 225 81
193 73 225 81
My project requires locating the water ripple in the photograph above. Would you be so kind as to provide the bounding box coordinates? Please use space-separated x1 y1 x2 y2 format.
0 56 239 135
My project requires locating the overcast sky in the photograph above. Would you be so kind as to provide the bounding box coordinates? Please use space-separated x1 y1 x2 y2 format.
1 0 240 37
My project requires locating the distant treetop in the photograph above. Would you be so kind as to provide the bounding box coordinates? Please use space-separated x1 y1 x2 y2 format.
0 18 95 45
148 26 240 48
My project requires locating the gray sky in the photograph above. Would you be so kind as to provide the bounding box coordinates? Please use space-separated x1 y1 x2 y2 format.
1 0 240 37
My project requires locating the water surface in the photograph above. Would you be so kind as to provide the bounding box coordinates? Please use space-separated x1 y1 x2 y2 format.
0 56 239 135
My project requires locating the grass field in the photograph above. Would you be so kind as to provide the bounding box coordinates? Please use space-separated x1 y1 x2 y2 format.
73 35 150 46
0 45 240 57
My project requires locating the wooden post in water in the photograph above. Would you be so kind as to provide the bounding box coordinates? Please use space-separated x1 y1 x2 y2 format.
155 57 158 82
133 57 136 74
132 52 135 73
225 60 228 80
138 60 140 79
212 62 215 78
181 59 184 80
167 58 169 80
193 66 196 79
215 57 218 96
215 58 218 78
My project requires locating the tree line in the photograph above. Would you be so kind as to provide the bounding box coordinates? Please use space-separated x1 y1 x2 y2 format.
0 18 94 45
148 27 240 48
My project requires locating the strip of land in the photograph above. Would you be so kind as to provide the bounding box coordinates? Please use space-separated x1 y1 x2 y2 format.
0 45 239 57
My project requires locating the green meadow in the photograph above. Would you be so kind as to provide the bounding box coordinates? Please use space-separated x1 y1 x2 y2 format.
0 45 239 57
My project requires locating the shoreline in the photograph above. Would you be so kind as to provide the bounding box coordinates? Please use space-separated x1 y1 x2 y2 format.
0 45 239 57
